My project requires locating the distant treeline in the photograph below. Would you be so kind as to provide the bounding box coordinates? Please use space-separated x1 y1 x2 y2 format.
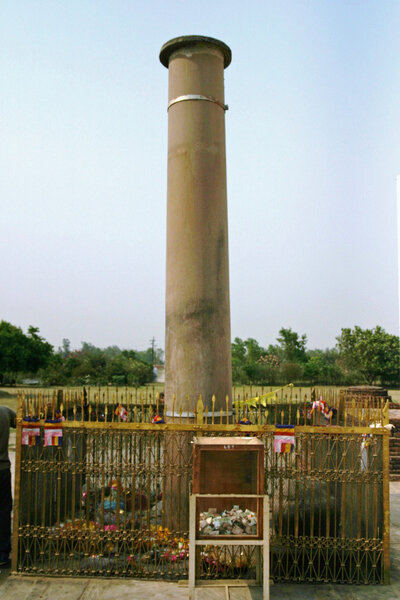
231 327 399 387
0 321 398 388
0 322 163 386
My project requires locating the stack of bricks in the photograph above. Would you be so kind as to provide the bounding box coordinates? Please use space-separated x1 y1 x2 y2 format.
390 416 400 481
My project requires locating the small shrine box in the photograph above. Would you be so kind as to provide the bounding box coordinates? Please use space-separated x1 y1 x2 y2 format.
192 437 264 540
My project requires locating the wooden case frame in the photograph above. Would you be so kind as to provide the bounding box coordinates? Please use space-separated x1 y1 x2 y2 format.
192 436 264 540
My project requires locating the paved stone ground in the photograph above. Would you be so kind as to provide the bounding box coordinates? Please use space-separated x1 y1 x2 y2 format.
1 435 399 599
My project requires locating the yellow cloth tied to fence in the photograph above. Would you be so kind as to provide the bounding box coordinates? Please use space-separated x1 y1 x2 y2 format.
232 383 293 410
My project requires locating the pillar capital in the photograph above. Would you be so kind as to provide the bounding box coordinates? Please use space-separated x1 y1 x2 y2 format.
159 35 232 69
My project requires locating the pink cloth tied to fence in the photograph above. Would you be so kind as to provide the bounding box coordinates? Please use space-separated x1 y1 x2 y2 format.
44 417 64 446
274 424 295 453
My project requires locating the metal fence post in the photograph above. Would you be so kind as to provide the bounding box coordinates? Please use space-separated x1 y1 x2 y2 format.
382 430 391 584
11 394 23 572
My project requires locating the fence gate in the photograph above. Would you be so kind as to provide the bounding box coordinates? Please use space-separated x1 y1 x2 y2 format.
12 389 390 584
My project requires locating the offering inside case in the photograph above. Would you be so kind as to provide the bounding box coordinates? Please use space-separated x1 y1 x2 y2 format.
199 504 258 536
192 437 264 540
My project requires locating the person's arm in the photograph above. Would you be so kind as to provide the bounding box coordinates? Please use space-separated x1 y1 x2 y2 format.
7 407 16 428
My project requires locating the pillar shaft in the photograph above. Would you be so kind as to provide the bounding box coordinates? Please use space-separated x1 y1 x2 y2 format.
160 36 232 411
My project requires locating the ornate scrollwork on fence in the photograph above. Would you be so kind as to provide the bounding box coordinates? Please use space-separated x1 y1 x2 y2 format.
12 388 390 583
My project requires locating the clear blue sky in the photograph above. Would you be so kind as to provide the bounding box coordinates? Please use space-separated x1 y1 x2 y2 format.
1 1 399 353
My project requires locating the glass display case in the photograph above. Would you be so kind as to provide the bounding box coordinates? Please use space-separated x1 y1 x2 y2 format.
192 437 264 540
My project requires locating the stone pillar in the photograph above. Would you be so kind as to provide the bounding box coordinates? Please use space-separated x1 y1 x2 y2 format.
160 35 232 413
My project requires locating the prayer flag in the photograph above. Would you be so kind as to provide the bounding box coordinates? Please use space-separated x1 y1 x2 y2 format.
22 418 40 446
44 418 63 446
152 415 165 424
44 427 63 446
274 424 295 453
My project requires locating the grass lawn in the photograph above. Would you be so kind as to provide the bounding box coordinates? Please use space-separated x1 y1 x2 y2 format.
1 384 398 413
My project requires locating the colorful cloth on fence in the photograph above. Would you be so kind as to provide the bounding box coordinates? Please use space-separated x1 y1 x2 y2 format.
312 398 326 412
362 433 372 447
311 397 333 421
22 417 40 446
274 424 295 453
115 404 127 421
360 434 372 470
152 415 165 424
44 418 63 446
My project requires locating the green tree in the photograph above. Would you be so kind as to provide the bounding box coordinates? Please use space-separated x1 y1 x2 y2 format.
25 326 53 372
303 349 344 385
232 338 246 363
0 321 53 382
106 355 153 386
243 338 265 363
0 321 28 378
231 338 247 384
231 337 279 385
126 360 154 386
336 326 400 385
280 361 304 383
58 338 71 357
40 339 160 386
277 327 307 363
136 346 164 365
39 354 68 385
103 345 122 359
256 353 280 385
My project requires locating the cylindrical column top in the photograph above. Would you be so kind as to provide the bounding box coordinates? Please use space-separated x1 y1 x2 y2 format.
159 35 232 69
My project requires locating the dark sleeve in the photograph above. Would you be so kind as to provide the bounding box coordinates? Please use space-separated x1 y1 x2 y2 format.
7 407 16 428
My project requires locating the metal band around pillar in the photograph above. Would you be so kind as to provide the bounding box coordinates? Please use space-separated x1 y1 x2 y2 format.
168 94 228 111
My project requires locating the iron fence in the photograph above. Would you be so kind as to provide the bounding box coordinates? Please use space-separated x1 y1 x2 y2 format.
12 389 390 584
